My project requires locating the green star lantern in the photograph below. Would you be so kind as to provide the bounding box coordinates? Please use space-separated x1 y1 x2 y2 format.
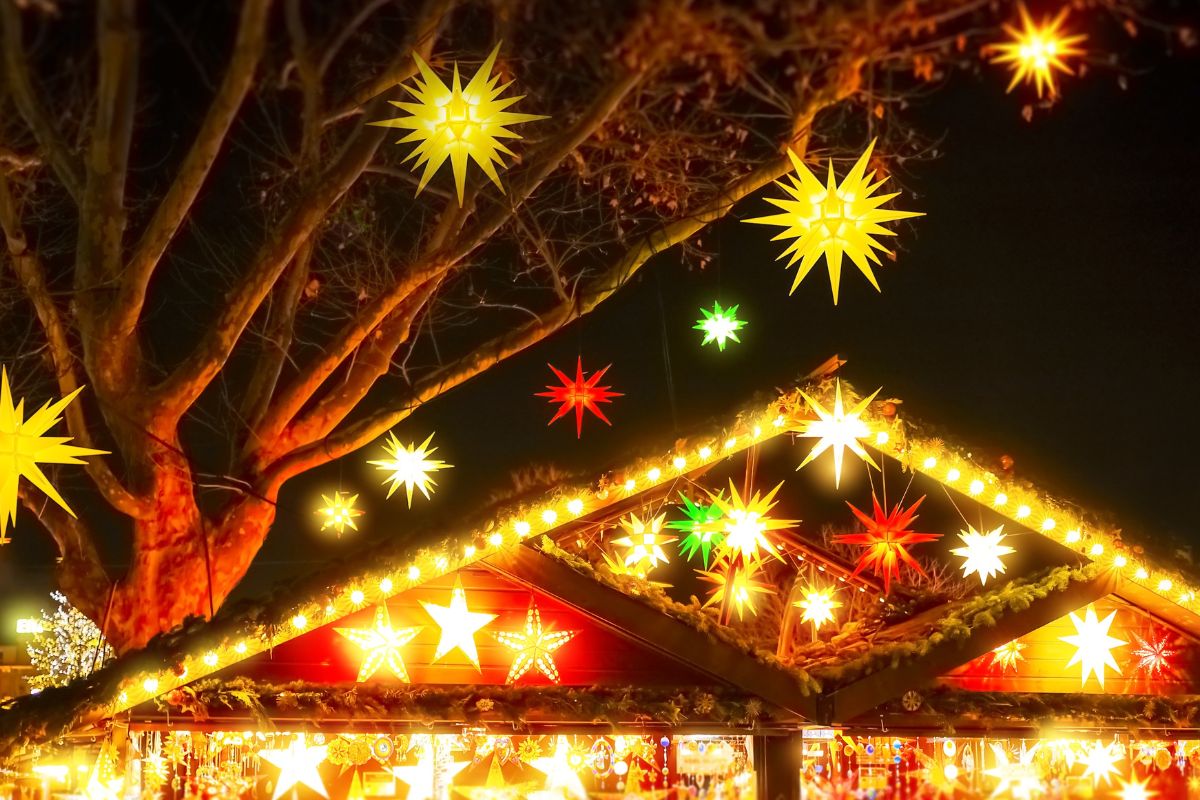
693 302 746 351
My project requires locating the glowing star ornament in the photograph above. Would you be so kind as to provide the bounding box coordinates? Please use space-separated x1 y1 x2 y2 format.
315 491 364 536
694 302 746 351
668 493 725 567
991 640 1026 673
260 736 329 800
745 140 923 304
988 3 1086 99
1060 605 1127 689
612 512 675 575
530 736 588 800
1116 775 1156 800
985 743 1044 800
83 745 123 800
335 604 423 683
391 736 469 800
370 432 451 507
372 45 547 204
1132 633 1177 678
794 585 842 631
0 367 107 542
837 494 940 593
795 381 881 488
420 577 497 670
536 357 622 438
705 480 796 566
492 598 578 684
950 525 1015 586
697 566 773 620
1079 740 1123 787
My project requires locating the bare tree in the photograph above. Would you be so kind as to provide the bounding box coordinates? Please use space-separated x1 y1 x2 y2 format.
0 0 1167 652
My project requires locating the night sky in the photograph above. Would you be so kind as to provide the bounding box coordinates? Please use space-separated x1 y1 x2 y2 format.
2 42 1198 637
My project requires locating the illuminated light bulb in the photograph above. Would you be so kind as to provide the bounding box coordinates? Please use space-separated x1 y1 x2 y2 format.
1065 529 1081 543
541 508 558 525
324 604 335 617
875 431 890 445
350 589 366 605
1135 567 1149 580
292 615 308 630
407 565 421 581
724 437 737 449
514 520 532 537
488 532 503 547
436 557 448 571
753 424 763 438
1113 555 1127 568
993 492 1008 507
1158 579 1173 592
203 651 218 667
969 479 984 496
647 467 662 482
773 415 786 428
1041 518 1056 531
143 678 159 693
235 641 247 654
1180 592 1193 604
673 456 687 471
946 468 960 482
699 445 713 459
464 545 476 558
944 764 959 781
1090 544 1104 556
623 479 636 492
1015 504 1031 519
567 498 584 515
380 577 394 593
923 457 937 469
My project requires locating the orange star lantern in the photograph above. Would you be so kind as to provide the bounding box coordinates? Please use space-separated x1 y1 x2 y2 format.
836 495 940 593
536 357 622 437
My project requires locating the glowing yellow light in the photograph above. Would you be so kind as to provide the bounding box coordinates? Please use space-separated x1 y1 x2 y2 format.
566 498 584 515
794 586 842 631
697 567 773 620
1159 579 1173 591
142 677 159 693
1090 543 1104 556
875 430 889 445
260 735 329 800
1115 775 1156 800
371 45 547 203
1114 555 1127 568
969 479 984 495
350 589 366 605
420 576 497 671
369 431 451 507
488 532 503 547
706 480 797 565
1135 567 1149 580
923 457 938 469
991 640 1026 672
530 736 589 800
235 641 247 654
203 651 218 667
989 3 1087 99
407 565 421 581
492 598 578 683
1065 529 1081 543
380 577 394 593
796 381 880 488
699 446 713 459
0 367 107 542
1041 518 1055 531
292 614 308 630
673 456 687 470
951 525 1014 585
647 467 662 482
464 544 476 558
391 735 468 799
1079 739 1123 787
612 512 675 575
946 467 960 482
541 508 558 525
83 746 124 800
623 478 636 492
1015 504 1031 519
746 140 923 304
514 520 532 537
336 603 423 682
315 491 363 536
753 425 763 437
724 437 737 449
1060 605 1127 689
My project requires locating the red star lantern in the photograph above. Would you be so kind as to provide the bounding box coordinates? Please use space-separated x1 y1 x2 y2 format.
536 357 622 437
835 495 941 594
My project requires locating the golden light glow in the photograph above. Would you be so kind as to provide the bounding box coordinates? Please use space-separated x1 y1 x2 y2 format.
419 577 497 671
612 512 675 575
372 46 546 203
492 598 577 683
0 367 106 543
391 735 469 800
260 735 329 800
745 140 923 304
984 743 1043 800
794 585 842 631
335 604 423 683
530 736 589 800
951 525 1015 586
991 640 1026 673
1060 605 1127 689
988 3 1087 99
1079 739 1123 786
315 491 364 536
83 745 123 800
1116 774 1157 800
795 381 880 488
697 567 772 620
705 480 796 565
369 431 451 507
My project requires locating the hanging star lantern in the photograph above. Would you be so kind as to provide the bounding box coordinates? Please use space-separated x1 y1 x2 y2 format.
1116 775 1156 800
0 367 107 543
371 45 546 204
392 735 469 800
529 736 588 800
693 302 746 351
260 735 329 800
611 512 675 575
420 577 497 671
83 744 124 800
794 585 842 631
795 381 880 488
315 491 364 536
1132 632 1176 678
985 743 1044 800
705 480 796 566
1060 605 1127 689
668 493 725 567
988 3 1087 99
745 140 923 304
335 604 424 682
369 431 451 507
697 566 773 620
836 494 939 593
990 640 1026 673
493 598 578 684
536 357 622 438
1079 739 1124 787
951 525 1015 586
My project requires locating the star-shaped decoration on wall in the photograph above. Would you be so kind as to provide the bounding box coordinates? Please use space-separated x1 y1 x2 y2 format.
693 301 746 351
392 735 469 800
1079 739 1123 787
536 357 622 438
493 598 578 684
335 604 424 683
1060 605 1127 689
1 366 107 543
420 577 497 671
990 640 1026 673
1132 632 1177 678
667 493 725 568
611 512 675 575
795 380 880 488
529 736 588 800
794 585 842 631
987 3 1086 99
315 491 364 536
951 525 1015 586
371 45 547 204
369 431 452 507
705 480 796 567
836 494 940 593
745 140 923 304
260 736 329 800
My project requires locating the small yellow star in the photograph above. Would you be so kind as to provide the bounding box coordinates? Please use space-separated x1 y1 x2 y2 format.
988 3 1087 99
315 491 364 536
369 431 451 507
794 585 842 631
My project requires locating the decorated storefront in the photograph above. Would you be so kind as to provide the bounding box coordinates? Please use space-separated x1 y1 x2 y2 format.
4 370 1200 799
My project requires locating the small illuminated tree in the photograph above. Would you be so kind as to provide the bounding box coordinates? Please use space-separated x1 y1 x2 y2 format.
25 592 113 691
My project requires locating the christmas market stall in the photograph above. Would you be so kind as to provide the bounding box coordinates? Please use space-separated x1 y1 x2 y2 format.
5 373 1200 799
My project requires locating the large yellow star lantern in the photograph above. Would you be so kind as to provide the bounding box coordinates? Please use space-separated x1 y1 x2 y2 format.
370 431 451 507
988 3 1087 99
705 480 796 566
335 604 423 682
372 45 547 204
745 140 923 304
795 380 880 488
260 735 329 800
1060 605 1127 689
493 598 578 684
1 367 106 543
420 577 497 670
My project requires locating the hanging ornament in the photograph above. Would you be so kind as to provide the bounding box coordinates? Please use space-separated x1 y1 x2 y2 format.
371 45 546 204
984 743 1043 800
990 640 1026 673
1132 632 1176 678
0 367 107 543
536 357 622 438
795 381 881 488
83 743 124 800
335 604 424 683
1079 740 1123 787
1115 774 1155 800
693 302 746 351
259 735 329 800
951 525 1015 586
611 512 675 575
696 566 772 620
390 735 469 800
529 736 589 800
836 494 939 593
745 140 923 304
914 750 965 798
668 493 725 568
704 480 796 566
369 432 451 507
1060 605 1127 689
492 597 578 684
987 3 1086 99
794 585 842 631
315 491 364 536
420 576 497 671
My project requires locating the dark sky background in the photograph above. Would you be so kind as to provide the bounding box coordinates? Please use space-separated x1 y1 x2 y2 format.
2 36 1199 638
